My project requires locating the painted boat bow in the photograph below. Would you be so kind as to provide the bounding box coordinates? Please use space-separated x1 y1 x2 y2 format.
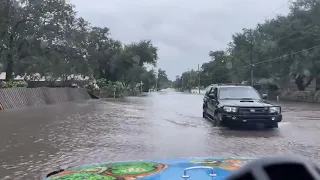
44 157 255 180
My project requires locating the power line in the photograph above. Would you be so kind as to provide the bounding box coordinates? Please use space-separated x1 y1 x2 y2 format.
185 0 316 83
233 44 320 71
263 0 291 20
202 44 320 81
252 44 320 66
225 1 319 83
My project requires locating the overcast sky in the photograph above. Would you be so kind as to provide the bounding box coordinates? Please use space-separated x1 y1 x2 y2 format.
70 0 290 80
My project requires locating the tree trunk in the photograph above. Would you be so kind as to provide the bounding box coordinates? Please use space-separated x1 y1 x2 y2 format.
4 18 33 81
304 76 314 89
5 33 14 81
295 74 305 91
295 74 314 91
316 75 320 91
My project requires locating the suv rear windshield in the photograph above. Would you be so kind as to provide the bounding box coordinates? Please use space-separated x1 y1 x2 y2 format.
219 86 261 100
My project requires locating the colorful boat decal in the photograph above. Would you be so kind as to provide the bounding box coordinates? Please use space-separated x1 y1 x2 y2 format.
45 157 254 180
190 158 253 170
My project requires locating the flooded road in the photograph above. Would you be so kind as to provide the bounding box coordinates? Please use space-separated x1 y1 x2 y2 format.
1 91 320 179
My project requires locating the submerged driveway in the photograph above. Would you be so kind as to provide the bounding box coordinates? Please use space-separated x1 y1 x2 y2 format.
1 90 320 179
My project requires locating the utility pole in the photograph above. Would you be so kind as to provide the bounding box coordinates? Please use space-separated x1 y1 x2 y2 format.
250 50 253 86
188 68 191 91
155 78 158 91
181 77 183 90
198 64 200 94
249 30 254 86
155 73 158 91
155 68 158 91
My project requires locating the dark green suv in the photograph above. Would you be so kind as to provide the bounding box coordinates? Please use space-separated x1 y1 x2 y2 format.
202 84 282 128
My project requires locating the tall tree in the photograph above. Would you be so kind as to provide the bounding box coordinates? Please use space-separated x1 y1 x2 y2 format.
176 0 320 91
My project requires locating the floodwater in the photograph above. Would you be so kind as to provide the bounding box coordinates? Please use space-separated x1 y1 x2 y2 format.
1 90 320 179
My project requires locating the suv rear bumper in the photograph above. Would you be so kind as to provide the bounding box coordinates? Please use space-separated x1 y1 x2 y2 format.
221 114 282 124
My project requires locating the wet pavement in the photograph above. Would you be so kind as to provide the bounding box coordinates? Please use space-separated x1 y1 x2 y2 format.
1 90 320 179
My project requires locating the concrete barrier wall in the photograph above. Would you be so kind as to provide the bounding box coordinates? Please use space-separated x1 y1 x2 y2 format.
0 87 91 110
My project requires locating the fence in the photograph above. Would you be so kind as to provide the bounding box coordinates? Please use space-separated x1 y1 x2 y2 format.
0 87 91 110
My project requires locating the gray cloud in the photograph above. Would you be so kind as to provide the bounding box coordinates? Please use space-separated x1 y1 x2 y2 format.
70 0 290 80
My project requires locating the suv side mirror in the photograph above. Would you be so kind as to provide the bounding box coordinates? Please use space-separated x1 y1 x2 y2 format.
262 94 268 100
208 93 215 99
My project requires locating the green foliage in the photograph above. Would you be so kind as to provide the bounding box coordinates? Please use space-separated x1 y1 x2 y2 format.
96 78 108 89
173 70 201 90
174 0 320 91
157 68 171 89
49 172 116 180
0 0 162 92
110 162 156 175
2 81 28 88
84 83 98 95
95 78 129 97
108 81 129 97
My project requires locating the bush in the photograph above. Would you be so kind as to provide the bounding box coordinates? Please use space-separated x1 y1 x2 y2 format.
105 81 130 97
85 80 100 94
87 78 147 98
280 90 316 102
1 81 28 88
96 78 108 88
92 79 131 98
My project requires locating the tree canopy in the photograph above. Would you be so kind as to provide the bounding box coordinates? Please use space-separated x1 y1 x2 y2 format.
0 0 167 91
173 0 320 91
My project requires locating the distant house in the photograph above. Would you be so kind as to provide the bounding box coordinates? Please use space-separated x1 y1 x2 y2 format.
0 72 89 81
0 72 90 88
0 72 25 81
